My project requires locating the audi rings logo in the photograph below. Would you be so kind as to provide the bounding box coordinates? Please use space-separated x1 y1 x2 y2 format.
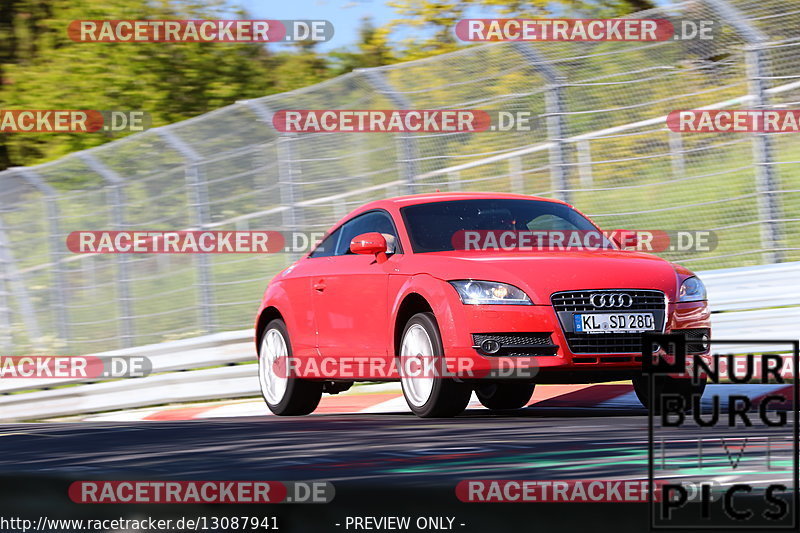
590 293 633 308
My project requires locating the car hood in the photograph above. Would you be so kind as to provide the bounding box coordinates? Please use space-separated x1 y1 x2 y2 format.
406 250 681 304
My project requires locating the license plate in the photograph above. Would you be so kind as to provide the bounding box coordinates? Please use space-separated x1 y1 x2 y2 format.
573 312 655 334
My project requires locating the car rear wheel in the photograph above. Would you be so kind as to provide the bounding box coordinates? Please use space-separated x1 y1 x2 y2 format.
632 375 707 413
258 319 322 416
476 383 535 410
398 312 471 418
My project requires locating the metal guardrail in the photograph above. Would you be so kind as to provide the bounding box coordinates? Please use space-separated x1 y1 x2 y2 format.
0 262 797 421
0 365 259 422
0 329 254 394
701 261 800 354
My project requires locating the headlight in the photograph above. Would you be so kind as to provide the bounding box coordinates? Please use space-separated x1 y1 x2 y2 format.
678 276 707 302
449 280 532 305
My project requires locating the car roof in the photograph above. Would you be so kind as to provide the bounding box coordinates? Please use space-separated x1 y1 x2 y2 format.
320 192 577 238
358 191 569 212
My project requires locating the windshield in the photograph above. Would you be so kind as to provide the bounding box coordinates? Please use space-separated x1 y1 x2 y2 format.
400 199 613 253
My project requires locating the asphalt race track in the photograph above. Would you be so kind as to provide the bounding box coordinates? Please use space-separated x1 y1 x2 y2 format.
1 405 795 532
0 409 657 483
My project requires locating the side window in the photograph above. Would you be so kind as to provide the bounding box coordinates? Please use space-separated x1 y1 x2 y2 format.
308 227 342 258
335 211 399 256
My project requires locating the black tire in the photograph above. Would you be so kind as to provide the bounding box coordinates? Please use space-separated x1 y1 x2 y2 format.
476 383 535 410
258 319 323 416
632 375 707 413
398 312 472 418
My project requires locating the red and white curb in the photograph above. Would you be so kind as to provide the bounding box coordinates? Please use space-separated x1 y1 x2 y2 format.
69 382 795 422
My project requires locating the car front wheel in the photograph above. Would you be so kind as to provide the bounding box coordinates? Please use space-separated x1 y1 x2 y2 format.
258 318 322 416
398 312 471 418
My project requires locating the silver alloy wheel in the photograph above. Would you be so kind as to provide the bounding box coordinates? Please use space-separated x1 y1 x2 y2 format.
258 328 289 406
399 323 436 408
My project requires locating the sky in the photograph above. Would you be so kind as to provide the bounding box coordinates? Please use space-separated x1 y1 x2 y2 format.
236 0 399 52
232 0 672 53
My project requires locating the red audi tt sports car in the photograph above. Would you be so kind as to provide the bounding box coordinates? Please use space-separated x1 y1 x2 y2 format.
255 192 710 417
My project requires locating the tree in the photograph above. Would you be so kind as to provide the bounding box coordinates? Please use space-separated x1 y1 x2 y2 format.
271 41 332 93
0 0 55 169
329 17 396 75
386 0 657 58
0 0 334 171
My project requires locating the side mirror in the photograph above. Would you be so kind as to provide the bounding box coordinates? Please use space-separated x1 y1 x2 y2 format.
350 232 388 256
611 229 639 249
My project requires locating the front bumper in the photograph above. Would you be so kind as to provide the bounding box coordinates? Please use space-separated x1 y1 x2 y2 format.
436 295 711 381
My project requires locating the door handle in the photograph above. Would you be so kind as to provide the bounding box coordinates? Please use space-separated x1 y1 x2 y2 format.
313 279 326 291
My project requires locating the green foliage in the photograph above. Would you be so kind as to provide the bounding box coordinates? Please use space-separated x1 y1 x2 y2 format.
329 17 396 75
385 0 657 59
0 0 338 169
0 0 667 171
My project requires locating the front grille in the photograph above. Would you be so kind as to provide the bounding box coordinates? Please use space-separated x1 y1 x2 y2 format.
551 290 665 312
566 333 654 354
673 328 710 353
472 333 558 356
551 289 667 355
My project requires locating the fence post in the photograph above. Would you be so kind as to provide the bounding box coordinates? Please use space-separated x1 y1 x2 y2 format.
277 134 298 219
0 266 11 352
81 154 135 348
668 131 685 179
576 141 593 188
241 100 303 263
361 69 418 194
13 168 70 346
0 183 12 351
276 134 301 263
512 42 572 204
508 157 524 193
745 45 783 264
156 128 216 334
334 198 347 220
0 218 43 349
706 0 783 264
447 171 461 191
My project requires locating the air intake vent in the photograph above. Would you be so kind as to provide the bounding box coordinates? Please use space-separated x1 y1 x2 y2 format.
472 333 558 356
